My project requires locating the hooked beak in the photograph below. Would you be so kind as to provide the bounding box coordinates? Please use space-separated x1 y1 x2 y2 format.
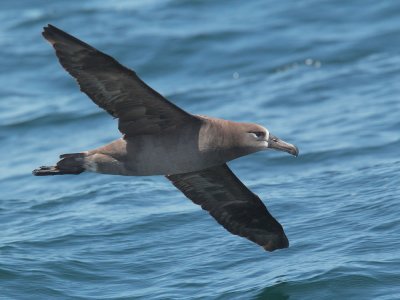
267 134 299 157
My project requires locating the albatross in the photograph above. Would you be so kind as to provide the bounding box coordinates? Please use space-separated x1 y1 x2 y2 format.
33 24 299 252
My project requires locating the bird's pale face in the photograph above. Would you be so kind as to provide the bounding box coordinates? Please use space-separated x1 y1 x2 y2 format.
242 124 299 157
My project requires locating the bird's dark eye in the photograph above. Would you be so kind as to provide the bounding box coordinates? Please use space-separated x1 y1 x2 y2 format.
251 131 265 139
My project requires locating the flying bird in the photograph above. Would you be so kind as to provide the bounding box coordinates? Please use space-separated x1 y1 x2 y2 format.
34 25 299 252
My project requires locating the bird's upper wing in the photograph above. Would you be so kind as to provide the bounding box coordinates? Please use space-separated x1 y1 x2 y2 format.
166 164 289 251
42 24 197 136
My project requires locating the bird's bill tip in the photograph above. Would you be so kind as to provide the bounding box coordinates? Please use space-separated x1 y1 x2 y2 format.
267 134 299 157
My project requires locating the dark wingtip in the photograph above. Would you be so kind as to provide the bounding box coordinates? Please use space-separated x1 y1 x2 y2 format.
42 24 59 36
42 24 53 40
42 24 68 42
43 24 56 31
41 24 94 50
262 234 289 252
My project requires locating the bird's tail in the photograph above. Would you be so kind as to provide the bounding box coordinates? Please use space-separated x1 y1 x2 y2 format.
33 153 86 176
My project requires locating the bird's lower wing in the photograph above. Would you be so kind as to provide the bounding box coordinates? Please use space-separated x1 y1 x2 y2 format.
166 164 289 251
42 24 197 136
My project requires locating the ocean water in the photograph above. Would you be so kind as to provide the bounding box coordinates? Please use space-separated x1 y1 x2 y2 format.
1 0 399 299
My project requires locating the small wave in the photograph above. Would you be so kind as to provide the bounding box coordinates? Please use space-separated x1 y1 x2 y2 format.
255 271 380 300
1 110 107 129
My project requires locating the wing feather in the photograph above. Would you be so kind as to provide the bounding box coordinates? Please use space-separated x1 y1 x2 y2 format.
42 24 197 136
167 164 289 251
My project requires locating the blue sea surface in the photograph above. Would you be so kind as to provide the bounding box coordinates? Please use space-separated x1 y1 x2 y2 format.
1 0 400 299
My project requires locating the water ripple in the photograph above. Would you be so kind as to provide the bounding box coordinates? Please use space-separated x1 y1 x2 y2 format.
2 0 400 299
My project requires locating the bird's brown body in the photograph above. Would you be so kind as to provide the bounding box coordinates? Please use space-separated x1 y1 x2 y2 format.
84 116 271 176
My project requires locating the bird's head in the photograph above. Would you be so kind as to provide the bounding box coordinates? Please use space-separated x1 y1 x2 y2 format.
240 123 299 157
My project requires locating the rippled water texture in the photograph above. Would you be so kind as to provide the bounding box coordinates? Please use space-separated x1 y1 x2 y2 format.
1 0 400 299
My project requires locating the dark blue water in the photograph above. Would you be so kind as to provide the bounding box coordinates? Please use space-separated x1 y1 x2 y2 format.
1 1 400 299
